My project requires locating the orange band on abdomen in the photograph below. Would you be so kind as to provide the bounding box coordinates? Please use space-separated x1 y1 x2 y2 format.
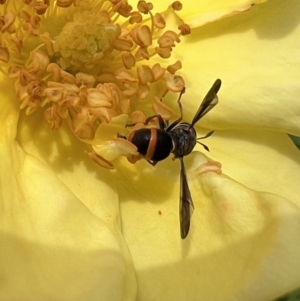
145 128 157 160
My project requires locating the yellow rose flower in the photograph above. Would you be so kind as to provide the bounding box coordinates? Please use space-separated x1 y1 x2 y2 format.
0 0 300 301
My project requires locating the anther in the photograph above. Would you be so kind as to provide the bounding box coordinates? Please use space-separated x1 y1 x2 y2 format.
171 1 182 11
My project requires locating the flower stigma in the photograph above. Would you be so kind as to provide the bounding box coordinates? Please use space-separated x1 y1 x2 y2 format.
0 0 190 169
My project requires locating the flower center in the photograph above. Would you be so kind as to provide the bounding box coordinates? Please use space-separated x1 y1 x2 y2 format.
54 10 120 71
0 0 191 168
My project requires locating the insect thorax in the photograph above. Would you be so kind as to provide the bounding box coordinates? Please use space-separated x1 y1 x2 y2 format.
170 122 197 158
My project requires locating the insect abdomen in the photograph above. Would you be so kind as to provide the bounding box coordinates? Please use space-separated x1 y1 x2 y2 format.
128 128 173 161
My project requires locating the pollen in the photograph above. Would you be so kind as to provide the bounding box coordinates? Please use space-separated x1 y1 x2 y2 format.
55 11 120 70
0 0 190 169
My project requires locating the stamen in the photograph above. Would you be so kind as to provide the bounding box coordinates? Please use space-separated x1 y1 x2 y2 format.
89 151 115 169
137 1 153 14
129 11 142 24
0 43 9 63
152 96 173 120
153 13 166 29
171 1 182 11
0 0 190 168
167 60 182 75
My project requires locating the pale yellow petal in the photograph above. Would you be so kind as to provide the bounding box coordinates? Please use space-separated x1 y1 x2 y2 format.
169 0 300 135
118 129 300 300
0 75 136 300
176 0 268 28
205 129 300 206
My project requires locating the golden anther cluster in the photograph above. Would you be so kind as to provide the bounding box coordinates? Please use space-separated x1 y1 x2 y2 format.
0 0 191 168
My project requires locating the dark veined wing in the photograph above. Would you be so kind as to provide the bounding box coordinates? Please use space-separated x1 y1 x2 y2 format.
190 79 222 127
179 157 194 239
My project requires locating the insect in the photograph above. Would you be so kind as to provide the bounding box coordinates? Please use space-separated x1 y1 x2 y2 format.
127 79 222 239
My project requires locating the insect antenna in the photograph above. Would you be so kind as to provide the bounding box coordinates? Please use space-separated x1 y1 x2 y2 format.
196 130 214 151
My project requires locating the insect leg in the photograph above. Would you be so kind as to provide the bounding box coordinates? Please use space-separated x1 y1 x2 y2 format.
147 160 158 166
126 114 165 130
145 114 165 130
117 133 127 139
166 87 186 132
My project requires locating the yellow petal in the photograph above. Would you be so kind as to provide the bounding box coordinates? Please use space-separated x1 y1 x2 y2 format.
118 129 300 300
171 0 300 135
0 75 136 300
176 0 267 27
206 129 300 206
147 0 266 27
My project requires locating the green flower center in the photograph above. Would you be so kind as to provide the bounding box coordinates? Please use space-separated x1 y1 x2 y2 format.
55 11 120 70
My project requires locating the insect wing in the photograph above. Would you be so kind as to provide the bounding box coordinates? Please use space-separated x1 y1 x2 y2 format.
179 158 194 239
191 79 221 127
